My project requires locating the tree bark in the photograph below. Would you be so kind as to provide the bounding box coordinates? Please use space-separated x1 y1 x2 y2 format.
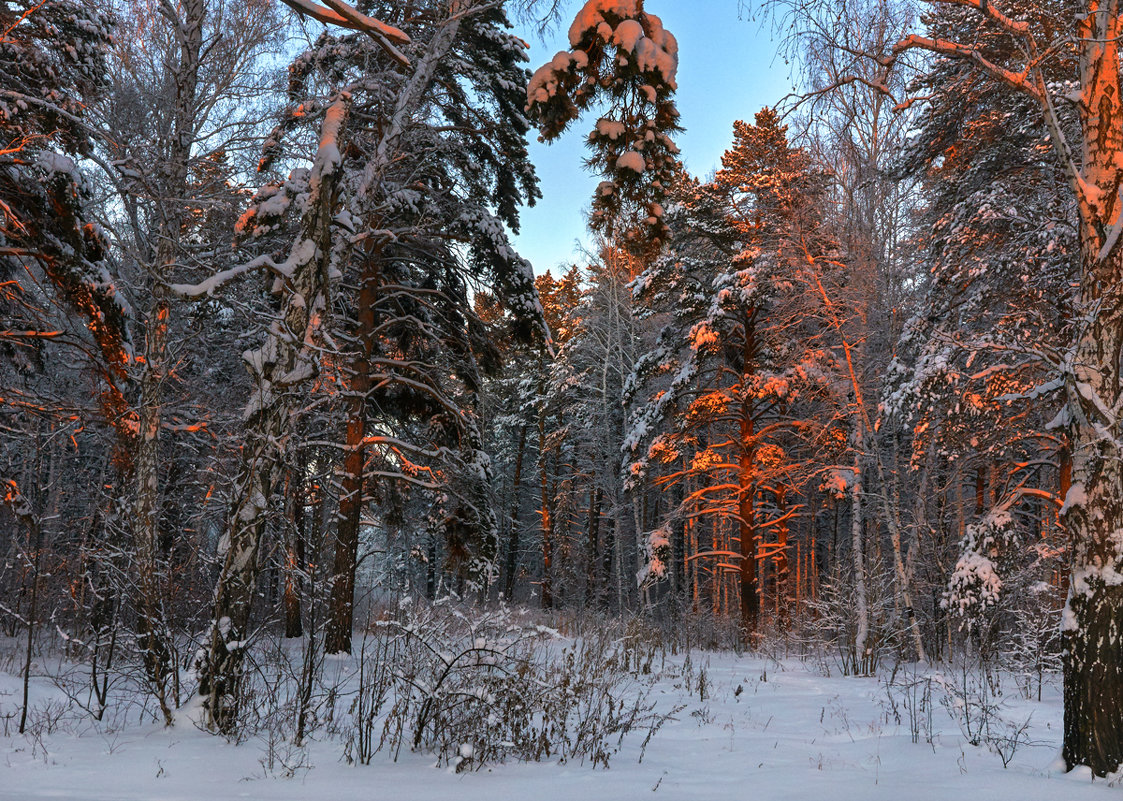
738 311 760 642
3 480 42 735
538 394 554 610
1062 241 1123 774
502 424 528 601
326 248 381 655
738 404 759 642
195 97 349 733
774 485 791 631
1060 3 1123 775
133 284 175 727
283 471 305 639
849 453 870 673
584 484 602 607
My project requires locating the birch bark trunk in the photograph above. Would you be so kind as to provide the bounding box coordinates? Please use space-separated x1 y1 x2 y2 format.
132 0 206 727
196 97 349 733
849 453 869 674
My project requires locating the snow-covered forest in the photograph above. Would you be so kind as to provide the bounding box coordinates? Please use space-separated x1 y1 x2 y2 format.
2 0 1123 797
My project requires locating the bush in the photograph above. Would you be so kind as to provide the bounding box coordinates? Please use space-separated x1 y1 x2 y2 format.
345 598 679 770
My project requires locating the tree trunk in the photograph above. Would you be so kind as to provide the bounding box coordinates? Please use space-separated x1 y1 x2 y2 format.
283 471 305 639
670 482 684 603
774 485 791 631
1062 246 1123 774
538 399 554 610
601 513 615 610
326 249 381 655
873 464 927 663
426 533 437 600
1061 5 1123 774
85 458 121 719
738 415 759 642
196 98 349 733
3 480 43 735
585 484 602 607
131 0 206 727
502 424 527 601
850 454 870 674
634 493 646 610
133 286 175 727
738 314 759 642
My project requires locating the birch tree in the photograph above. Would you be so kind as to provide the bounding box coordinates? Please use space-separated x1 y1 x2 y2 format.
90 0 287 724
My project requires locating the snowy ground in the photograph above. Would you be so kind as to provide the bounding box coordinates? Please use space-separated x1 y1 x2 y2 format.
2 647 1120 801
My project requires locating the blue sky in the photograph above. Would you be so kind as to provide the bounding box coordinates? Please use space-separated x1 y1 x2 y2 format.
511 1 795 276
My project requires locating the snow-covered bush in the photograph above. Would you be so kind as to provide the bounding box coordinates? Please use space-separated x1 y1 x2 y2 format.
345 599 675 770
804 559 896 676
941 501 1066 669
943 510 1015 615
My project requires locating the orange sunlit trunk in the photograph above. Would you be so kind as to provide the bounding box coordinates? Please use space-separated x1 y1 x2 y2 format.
738 312 759 642
327 248 381 654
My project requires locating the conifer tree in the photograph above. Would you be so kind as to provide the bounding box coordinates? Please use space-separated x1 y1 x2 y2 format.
885 2 1076 651
526 0 682 259
0 1 128 423
866 0 1123 770
628 109 833 640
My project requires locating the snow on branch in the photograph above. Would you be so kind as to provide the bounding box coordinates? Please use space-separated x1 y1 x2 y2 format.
279 0 411 65
936 0 1031 37
168 254 286 298
888 34 1039 100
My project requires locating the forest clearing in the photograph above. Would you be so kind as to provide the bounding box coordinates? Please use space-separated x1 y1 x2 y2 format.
3 0 1123 796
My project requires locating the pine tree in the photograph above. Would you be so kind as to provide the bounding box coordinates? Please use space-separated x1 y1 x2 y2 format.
627 109 833 640
548 248 650 611
0 1 129 426
179 3 546 715
526 0 681 259
885 3 1076 656
874 0 1123 771
475 269 582 606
